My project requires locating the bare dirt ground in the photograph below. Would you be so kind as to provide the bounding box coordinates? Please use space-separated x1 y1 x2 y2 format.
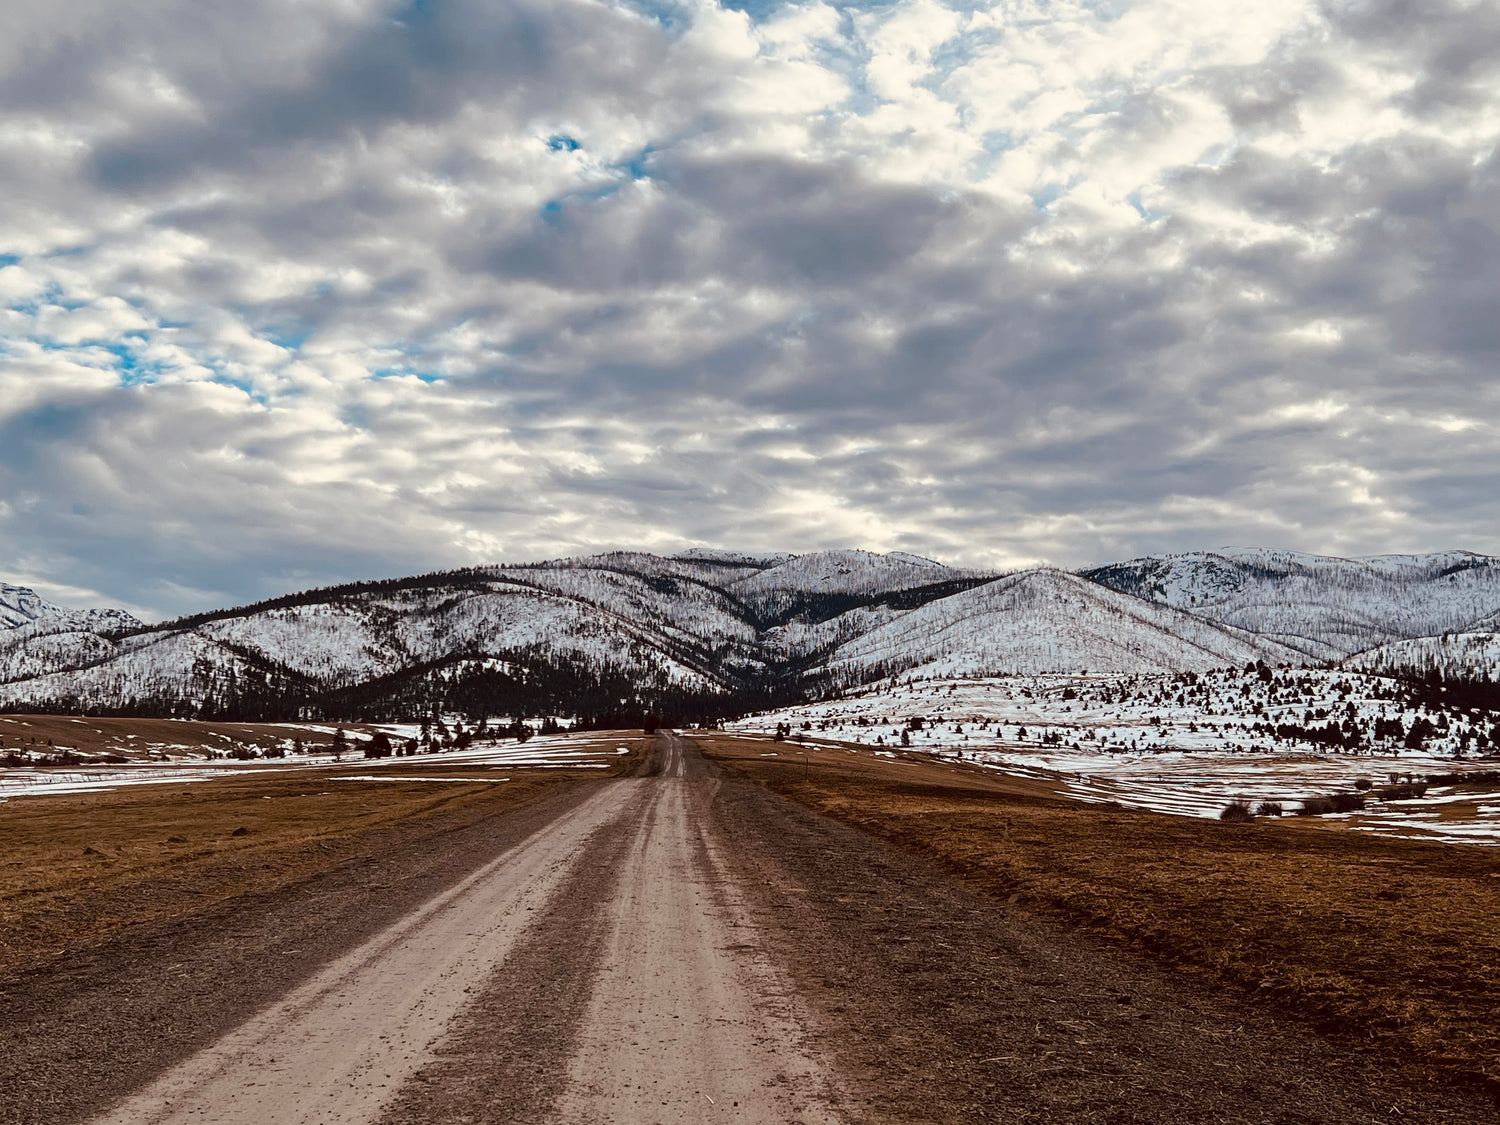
702 734 1500 1100
705 744 1496 1123
3 731 1498 1123
0 713 383 761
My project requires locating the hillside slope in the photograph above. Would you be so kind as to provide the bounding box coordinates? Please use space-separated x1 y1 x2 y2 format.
0 585 141 685
825 568 1306 681
0 584 138 635
1082 549 1500 657
0 573 734 720
1343 632 1500 684
728 550 994 626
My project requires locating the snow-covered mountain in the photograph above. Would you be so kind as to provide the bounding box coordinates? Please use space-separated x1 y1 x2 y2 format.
1343 632 1500 684
727 549 978 621
0 583 138 634
823 569 1305 683
0 585 141 684
1082 549 1500 657
0 564 746 721
0 550 970 718
5 546 1500 722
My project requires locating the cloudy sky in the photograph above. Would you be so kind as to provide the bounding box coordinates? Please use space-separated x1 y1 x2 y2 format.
1 0 1496 618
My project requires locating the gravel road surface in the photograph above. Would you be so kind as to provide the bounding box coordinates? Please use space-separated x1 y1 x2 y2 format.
89 785 633 1124
76 733 838 1124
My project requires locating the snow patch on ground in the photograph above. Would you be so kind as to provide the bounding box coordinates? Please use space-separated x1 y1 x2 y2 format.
0 731 635 797
732 673 1500 846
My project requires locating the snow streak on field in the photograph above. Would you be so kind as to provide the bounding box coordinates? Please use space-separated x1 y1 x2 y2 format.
0 732 633 797
731 674 1500 846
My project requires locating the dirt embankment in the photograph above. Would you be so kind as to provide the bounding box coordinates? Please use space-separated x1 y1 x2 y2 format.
703 734 1500 1106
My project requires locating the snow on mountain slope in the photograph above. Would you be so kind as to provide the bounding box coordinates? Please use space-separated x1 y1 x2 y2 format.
0 631 267 712
763 603 916 662
0 585 56 630
0 628 118 683
0 583 138 634
728 549 994 625
1082 549 1500 656
1343 632 1500 683
524 550 777 590
825 568 1306 681
0 577 725 715
492 560 760 653
378 584 718 687
17 545 1484 721
669 548 795 569
0 584 142 687
731 549 947 596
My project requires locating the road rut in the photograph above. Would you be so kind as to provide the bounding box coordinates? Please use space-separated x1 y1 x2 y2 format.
87 785 634 1124
553 735 838 1123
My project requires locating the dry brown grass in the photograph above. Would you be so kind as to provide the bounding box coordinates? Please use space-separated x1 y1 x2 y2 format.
702 734 1500 1096
0 713 385 760
0 730 647 981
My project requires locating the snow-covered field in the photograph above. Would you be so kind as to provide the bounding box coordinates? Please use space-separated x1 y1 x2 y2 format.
0 731 636 798
730 673 1500 846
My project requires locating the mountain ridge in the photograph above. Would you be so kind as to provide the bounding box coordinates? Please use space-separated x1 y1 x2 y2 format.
2 547 1497 722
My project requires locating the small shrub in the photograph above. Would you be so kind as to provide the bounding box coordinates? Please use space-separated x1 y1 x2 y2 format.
1354 777 1373 791
1296 793 1365 816
1220 800 1255 822
1255 800 1283 817
1379 781 1429 800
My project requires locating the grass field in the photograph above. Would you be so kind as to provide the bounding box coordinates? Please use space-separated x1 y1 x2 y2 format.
700 733 1500 1098
0 713 367 761
0 723 646 982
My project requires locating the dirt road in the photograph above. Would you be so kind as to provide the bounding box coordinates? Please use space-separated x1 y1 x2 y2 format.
6 733 1498 1123
80 734 840 1125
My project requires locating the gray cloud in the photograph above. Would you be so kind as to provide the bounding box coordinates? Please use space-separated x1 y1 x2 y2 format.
0 0 1496 617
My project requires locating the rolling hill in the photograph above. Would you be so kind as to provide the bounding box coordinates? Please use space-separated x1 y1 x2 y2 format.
4 546 1500 722
1082 549 1500 657
823 568 1306 683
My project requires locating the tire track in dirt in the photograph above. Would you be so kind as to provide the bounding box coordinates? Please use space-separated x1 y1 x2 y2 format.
379 732 844 1124
85 783 648 1125
372 789 640 1125
0 781 605 1125
552 738 841 1123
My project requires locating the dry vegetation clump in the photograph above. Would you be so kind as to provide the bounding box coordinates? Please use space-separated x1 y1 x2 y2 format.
1218 799 1255 822
1381 782 1429 800
702 735 1500 1099
1295 792 1366 815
